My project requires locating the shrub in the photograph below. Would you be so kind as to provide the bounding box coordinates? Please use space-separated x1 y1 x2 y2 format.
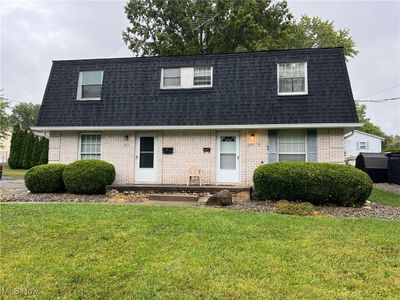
38 138 49 165
22 131 35 169
24 164 66 193
253 162 373 207
275 200 315 216
8 126 25 169
62 160 116 194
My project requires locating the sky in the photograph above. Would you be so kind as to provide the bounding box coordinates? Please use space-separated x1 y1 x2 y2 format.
0 0 399 134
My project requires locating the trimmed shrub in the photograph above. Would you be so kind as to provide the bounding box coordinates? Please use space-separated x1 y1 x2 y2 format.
24 164 66 193
22 131 35 169
275 200 315 216
31 136 41 167
253 162 373 207
38 138 49 165
8 125 24 169
62 160 116 194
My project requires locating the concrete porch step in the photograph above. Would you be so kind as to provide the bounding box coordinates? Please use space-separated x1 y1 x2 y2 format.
148 193 199 202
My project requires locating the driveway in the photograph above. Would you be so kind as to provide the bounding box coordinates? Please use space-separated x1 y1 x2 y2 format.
0 177 27 195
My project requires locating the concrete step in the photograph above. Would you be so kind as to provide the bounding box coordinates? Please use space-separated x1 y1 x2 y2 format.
148 193 199 202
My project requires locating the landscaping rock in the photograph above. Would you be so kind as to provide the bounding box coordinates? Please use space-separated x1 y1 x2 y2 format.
206 190 232 206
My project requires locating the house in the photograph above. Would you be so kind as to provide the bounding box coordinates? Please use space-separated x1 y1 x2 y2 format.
33 47 360 186
344 130 384 157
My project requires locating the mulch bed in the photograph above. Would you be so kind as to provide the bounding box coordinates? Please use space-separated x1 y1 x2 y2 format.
2 192 400 220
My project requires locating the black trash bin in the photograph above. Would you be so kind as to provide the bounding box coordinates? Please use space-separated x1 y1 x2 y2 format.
387 152 400 185
355 153 388 183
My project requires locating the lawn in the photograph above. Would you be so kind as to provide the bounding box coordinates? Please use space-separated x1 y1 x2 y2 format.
369 188 400 207
0 204 399 299
2 163 27 179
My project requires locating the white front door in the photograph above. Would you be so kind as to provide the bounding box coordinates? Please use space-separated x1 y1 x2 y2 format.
135 134 157 182
216 132 240 183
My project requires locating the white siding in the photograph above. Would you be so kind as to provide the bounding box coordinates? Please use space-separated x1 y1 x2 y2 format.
344 131 383 157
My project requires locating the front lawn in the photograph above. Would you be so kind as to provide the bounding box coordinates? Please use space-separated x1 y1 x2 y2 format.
369 188 400 207
2 163 27 179
1 204 399 299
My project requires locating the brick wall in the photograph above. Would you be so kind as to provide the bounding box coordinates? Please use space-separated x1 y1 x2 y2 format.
47 128 344 185
317 128 345 163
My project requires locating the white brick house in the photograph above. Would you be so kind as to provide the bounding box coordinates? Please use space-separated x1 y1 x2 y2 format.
33 48 360 186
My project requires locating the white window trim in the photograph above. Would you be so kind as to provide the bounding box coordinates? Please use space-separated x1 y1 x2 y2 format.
78 133 102 160
76 71 104 101
277 130 308 162
193 66 213 88
160 67 213 89
359 141 367 150
277 62 308 96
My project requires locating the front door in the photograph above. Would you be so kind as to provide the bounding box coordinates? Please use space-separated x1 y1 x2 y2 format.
135 134 157 182
216 133 240 183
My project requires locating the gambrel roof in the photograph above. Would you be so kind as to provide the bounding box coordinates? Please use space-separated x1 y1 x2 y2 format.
36 47 359 129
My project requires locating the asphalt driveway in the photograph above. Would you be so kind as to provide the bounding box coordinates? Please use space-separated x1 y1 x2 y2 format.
0 177 27 195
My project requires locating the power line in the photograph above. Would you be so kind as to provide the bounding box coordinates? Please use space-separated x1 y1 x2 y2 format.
357 97 400 103
360 83 400 98
105 42 126 58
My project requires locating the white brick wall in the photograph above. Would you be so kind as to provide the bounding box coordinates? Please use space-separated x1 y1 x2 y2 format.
47 128 344 185
317 128 345 163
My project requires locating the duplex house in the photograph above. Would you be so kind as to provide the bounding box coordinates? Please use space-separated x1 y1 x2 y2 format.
33 47 360 186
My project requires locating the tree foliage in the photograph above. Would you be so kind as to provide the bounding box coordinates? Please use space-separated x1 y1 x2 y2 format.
22 131 35 169
123 1 358 60
9 102 40 130
38 138 49 165
355 102 386 138
8 125 24 169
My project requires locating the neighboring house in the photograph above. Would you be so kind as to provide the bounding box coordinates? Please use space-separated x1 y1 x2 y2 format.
33 47 360 186
345 130 384 157
0 131 11 163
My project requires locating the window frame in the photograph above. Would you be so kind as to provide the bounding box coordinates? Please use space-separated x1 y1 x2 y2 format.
359 141 367 150
160 68 181 89
277 62 308 96
76 71 104 101
193 66 213 88
78 133 102 160
277 130 308 162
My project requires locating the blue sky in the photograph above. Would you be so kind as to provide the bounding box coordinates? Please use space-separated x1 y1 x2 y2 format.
1 0 399 134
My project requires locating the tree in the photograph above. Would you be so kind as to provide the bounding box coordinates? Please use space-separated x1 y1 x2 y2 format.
9 102 40 130
8 125 24 168
123 1 358 60
0 91 10 146
355 102 386 138
123 0 293 56
31 136 41 167
22 131 35 169
283 15 358 60
38 138 49 165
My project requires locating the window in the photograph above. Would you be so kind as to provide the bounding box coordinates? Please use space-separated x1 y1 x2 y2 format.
139 137 154 168
359 141 367 150
77 71 103 100
277 62 307 95
220 136 236 169
163 68 181 87
80 134 101 160
194 67 212 86
278 130 306 162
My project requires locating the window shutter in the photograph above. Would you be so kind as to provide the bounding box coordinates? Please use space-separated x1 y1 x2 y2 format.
268 130 278 163
356 142 360 150
307 129 318 162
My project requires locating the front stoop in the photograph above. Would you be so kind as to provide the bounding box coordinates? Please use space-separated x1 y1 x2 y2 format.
148 194 199 202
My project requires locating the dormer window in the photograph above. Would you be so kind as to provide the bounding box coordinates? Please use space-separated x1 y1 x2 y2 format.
277 62 307 95
193 67 212 86
77 70 103 100
163 68 181 87
161 67 213 89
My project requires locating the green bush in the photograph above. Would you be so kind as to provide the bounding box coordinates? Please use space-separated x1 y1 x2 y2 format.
253 162 373 207
62 160 116 194
24 164 66 193
275 200 315 216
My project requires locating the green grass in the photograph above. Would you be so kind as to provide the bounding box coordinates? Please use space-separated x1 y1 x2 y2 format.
369 188 400 207
0 204 399 299
2 163 27 179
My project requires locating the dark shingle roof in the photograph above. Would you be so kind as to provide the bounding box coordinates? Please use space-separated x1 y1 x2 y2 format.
36 47 358 127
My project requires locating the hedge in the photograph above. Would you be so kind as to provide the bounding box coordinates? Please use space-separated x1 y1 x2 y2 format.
24 164 66 193
253 162 373 207
62 160 116 194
